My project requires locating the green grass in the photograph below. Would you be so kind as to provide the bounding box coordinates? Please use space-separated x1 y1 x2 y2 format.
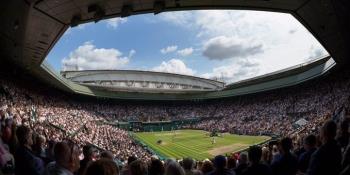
133 129 270 160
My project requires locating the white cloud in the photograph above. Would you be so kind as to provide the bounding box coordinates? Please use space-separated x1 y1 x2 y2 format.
202 59 260 83
60 10 329 84
177 47 194 57
160 45 178 54
61 42 130 71
202 36 263 60
105 17 127 29
152 59 195 75
157 10 328 83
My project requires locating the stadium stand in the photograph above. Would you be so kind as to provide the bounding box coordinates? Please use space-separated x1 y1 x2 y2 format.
1 0 350 174
0 62 350 175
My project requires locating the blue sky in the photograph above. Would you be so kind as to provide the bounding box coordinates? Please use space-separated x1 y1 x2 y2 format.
46 10 327 83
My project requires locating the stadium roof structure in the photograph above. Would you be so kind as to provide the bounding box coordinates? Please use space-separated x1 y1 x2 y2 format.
0 0 348 100
60 70 225 93
40 55 335 100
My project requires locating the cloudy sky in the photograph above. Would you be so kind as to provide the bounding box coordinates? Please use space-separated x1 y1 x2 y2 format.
46 10 327 83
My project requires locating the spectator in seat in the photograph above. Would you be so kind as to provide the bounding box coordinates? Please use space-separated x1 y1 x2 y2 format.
307 120 342 175
297 134 317 173
201 159 214 174
227 156 237 174
271 137 297 175
208 155 235 175
45 141 80 175
242 146 271 175
15 125 44 175
129 160 148 175
0 137 15 175
337 120 349 151
261 146 270 165
148 158 164 175
270 145 280 164
120 156 137 175
182 157 201 175
235 152 248 175
32 135 47 159
78 145 96 175
45 140 56 164
165 160 185 175
84 158 119 175
1 119 13 150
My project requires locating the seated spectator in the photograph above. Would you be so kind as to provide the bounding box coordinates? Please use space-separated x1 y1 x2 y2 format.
307 120 342 175
297 134 317 173
0 137 14 174
45 140 80 175
1 119 14 152
15 125 44 175
1 63 350 175
337 120 349 151
1 119 11 143
227 156 236 174
45 140 56 163
182 157 201 175
79 145 97 175
84 158 119 175
242 146 271 175
270 145 280 164
235 152 248 175
165 160 185 175
129 160 147 175
149 158 164 175
261 146 270 165
201 159 214 174
32 134 47 159
120 156 137 175
271 138 297 175
208 155 234 175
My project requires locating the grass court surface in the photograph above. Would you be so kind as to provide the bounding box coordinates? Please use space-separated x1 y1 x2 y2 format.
133 129 270 160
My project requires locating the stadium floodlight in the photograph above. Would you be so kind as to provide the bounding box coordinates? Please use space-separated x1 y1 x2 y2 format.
121 5 133 18
154 1 165 15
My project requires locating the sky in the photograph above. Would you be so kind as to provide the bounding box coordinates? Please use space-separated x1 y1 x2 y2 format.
45 10 328 84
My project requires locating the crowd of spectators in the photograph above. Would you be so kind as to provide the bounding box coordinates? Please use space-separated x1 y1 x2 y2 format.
191 73 350 137
0 77 153 163
0 120 349 175
0 67 350 175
